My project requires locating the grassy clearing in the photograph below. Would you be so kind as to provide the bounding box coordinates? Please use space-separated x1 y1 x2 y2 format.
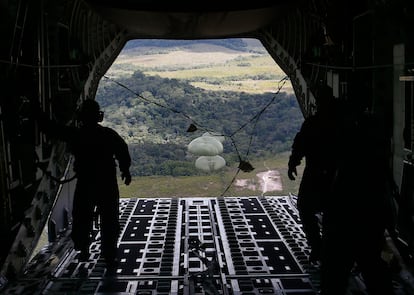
144 56 284 78
143 55 290 94
118 152 304 198
108 48 293 94
191 79 294 95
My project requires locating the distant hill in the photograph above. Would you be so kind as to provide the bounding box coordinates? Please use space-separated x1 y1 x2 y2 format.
122 38 264 53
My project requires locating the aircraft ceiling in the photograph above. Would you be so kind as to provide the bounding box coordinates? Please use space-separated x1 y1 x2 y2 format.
86 1 292 38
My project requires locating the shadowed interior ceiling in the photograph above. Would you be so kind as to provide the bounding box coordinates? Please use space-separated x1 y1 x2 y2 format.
86 1 291 38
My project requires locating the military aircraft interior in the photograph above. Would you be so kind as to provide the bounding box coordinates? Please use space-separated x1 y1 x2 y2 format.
1 0 414 294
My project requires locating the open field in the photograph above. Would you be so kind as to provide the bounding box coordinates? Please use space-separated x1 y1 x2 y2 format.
106 42 294 94
116 43 256 68
118 152 304 198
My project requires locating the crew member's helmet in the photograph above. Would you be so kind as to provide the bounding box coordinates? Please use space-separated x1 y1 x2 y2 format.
78 100 103 124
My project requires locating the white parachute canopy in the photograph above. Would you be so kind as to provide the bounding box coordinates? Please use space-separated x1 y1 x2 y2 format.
188 135 223 156
202 132 225 143
195 155 226 172
188 132 226 172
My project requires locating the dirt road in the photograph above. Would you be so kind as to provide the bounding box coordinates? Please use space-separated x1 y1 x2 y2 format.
234 169 282 194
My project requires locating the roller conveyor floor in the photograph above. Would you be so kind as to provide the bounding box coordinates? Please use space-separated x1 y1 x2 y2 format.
3 196 394 294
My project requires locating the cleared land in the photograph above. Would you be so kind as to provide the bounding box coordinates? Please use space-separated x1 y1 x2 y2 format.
118 152 304 198
107 42 294 94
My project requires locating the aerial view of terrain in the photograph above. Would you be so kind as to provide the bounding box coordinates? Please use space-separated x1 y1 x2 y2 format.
97 38 304 198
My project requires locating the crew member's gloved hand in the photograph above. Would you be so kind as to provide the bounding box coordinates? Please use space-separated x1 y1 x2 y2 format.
288 166 297 180
121 171 132 185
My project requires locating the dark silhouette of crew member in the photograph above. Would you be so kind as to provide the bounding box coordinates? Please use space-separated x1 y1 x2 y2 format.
288 85 337 265
38 99 131 271
320 95 394 294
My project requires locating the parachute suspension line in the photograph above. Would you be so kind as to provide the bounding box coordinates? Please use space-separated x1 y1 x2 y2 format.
226 75 289 167
228 76 289 138
220 76 289 195
102 74 290 193
220 166 241 197
102 74 289 145
103 75 231 144
244 75 289 158
102 75 205 128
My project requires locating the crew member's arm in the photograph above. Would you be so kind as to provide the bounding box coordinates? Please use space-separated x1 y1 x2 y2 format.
288 120 308 180
111 130 132 185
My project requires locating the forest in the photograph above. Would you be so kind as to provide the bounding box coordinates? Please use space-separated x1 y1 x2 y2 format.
96 69 303 177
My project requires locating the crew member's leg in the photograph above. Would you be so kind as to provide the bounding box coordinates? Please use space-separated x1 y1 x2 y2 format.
298 194 322 263
71 182 95 261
